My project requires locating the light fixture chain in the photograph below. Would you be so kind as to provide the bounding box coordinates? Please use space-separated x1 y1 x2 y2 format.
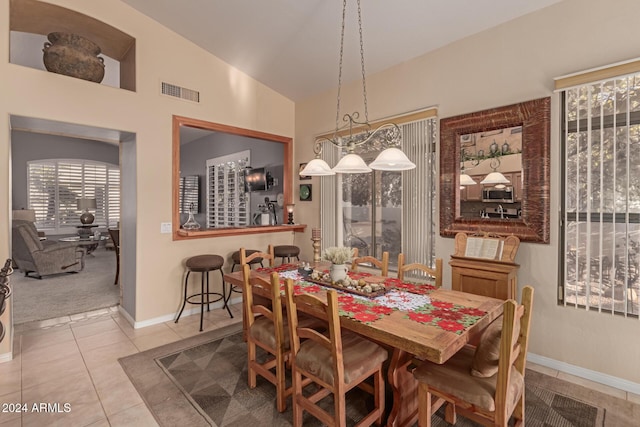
357 0 369 124
334 0 348 135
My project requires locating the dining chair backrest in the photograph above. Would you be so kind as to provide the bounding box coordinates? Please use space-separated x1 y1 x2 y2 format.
241 264 290 412
283 278 387 426
284 279 343 380
242 264 282 332
240 245 274 267
397 254 443 288
108 228 120 249
108 228 120 285
412 285 535 427
351 251 389 277
489 285 534 425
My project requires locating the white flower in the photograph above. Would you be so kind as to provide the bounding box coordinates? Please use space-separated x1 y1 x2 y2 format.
321 246 355 265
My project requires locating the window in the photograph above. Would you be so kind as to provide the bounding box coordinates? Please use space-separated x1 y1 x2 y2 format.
560 72 640 316
28 159 120 232
321 114 437 271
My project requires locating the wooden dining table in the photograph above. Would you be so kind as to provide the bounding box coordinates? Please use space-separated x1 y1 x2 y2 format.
224 262 504 427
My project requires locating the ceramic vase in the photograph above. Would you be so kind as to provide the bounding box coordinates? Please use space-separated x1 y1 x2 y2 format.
329 263 348 282
43 32 105 83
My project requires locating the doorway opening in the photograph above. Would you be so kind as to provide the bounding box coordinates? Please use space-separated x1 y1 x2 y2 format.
9 115 136 325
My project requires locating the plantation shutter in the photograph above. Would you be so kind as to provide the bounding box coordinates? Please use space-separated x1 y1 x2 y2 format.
27 160 120 233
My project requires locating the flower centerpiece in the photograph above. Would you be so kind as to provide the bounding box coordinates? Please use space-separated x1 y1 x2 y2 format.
322 246 355 282
322 246 355 264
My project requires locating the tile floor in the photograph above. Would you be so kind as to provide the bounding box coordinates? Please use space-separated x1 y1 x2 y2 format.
0 303 242 427
0 302 638 426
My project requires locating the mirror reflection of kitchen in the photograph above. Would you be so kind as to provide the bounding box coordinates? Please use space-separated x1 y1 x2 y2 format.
179 126 285 228
459 126 523 219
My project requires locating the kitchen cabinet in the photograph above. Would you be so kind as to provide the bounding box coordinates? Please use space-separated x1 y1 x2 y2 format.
463 176 484 201
512 172 523 201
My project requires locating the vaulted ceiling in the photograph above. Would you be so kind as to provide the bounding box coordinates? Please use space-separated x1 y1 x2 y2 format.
121 0 564 101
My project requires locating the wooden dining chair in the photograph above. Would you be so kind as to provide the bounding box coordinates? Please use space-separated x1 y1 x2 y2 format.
234 246 276 339
351 250 389 277
397 254 443 288
241 264 291 412
283 278 388 427
108 228 120 285
411 286 534 427
227 246 275 303
240 245 275 268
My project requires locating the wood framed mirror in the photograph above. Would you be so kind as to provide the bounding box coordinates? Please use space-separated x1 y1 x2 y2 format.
172 115 303 240
439 97 550 243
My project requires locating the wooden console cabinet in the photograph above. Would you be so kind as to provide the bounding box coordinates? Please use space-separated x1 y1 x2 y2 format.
450 233 520 300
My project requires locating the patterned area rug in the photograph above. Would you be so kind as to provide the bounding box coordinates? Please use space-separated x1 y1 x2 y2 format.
119 323 615 426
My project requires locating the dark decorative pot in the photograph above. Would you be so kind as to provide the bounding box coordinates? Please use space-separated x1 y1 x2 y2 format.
42 32 105 83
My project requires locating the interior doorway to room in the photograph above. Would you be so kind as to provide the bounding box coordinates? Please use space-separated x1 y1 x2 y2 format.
9 115 136 325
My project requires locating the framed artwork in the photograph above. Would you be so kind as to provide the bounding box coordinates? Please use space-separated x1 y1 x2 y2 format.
299 184 312 201
299 163 311 180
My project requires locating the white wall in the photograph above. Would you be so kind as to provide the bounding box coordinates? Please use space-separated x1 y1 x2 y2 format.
294 0 640 384
0 0 296 355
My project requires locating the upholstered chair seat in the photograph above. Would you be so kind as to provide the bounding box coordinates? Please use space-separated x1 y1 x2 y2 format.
295 330 388 386
12 219 83 278
412 346 524 413
249 316 291 350
411 286 534 427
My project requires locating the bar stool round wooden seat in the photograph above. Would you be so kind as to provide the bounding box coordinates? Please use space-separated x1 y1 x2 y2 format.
230 249 264 272
175 254 232 332
273 245 300 264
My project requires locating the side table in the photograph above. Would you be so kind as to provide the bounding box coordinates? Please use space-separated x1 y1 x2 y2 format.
59 235 106 256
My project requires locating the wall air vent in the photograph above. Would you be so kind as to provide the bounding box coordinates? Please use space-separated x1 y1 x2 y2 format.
161 82 200 103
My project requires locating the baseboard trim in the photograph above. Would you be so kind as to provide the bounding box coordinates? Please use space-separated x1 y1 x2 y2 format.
118 306 135 327
0 351 13 363
131 298 239 329
528 352 640 395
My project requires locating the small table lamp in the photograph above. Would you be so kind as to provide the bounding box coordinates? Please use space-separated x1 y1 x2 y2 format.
286 204 295 225
77 198 97 224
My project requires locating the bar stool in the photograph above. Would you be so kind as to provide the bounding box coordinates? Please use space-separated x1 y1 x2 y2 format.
273 245 300 265
230 249 264 272
175 254 232 332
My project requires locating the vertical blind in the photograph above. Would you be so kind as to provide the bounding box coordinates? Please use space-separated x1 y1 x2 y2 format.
560 71 640 317
401 118 437 272
27 159 120 232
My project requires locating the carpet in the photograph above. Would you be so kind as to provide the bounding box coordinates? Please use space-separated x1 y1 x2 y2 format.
120 324 638 426
11 247 119 324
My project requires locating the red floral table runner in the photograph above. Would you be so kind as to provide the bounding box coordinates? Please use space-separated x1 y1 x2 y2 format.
405 301 486 334
267 268 487 333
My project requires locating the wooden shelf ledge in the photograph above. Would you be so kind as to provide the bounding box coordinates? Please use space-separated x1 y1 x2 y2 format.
175 224 307 240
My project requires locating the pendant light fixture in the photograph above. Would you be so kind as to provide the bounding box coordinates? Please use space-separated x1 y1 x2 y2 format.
459 148 478 187
480 157 510 185
459 173 477 186
299 0 415 177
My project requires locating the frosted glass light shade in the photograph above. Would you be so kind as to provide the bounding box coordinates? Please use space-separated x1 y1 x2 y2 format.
459 173 477 186
299 158 335 176
332 153 372 174
481 171 510 185
369 148 416 171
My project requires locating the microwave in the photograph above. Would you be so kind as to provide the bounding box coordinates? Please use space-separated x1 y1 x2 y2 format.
482 187 515 203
